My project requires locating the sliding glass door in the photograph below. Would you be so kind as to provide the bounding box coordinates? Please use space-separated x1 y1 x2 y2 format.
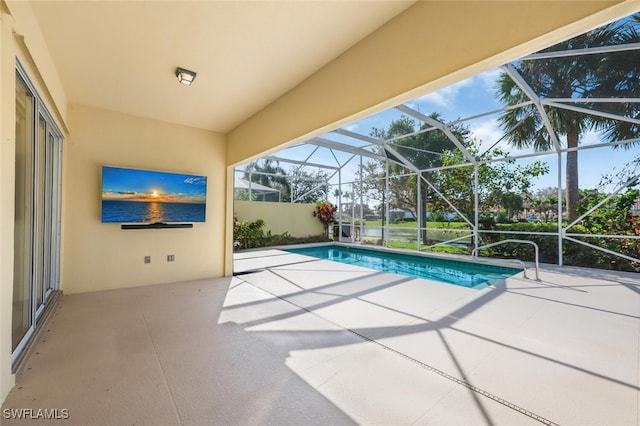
13 71 35 353
12 64 63 363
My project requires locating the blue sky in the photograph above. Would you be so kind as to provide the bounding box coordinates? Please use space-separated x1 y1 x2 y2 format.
286 66 639 196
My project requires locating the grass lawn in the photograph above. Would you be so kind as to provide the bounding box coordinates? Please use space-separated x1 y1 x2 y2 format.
355 220 472 247
363 220 470 230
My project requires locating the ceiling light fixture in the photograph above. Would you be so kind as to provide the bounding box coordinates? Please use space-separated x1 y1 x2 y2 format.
176 67 196 86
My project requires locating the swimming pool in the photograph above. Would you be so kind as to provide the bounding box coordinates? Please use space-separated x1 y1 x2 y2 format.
285 245 519 289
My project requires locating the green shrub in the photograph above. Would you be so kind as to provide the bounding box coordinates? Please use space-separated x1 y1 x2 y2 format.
563 224 640 272
233 218 269 250
478 221 640 271
233 216 330 250
480 222 559 263
429 212 447 222
313 201 337 237
266 233 330 246
478 217 495 230
560 188 640 271
496 213 510 223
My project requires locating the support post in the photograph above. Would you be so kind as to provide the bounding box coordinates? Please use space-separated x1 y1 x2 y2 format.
359 156 364 243
338 168 342 242
557 152 563 266
351 183 355 242
417 171 421 251
385 159 389 247
474 165 479 255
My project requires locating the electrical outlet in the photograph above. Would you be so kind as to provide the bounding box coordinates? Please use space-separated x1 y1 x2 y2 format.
167 255 175 262
144 256 151 264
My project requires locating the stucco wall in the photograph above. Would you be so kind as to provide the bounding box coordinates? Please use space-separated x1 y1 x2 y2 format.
234 201 323 238
62 105 226 294
0 8 17 402
0 2 71 401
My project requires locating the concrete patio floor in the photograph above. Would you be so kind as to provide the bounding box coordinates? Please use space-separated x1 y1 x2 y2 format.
2 247 639 425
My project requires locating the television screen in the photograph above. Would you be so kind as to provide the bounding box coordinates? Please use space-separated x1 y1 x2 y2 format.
101 166 207 223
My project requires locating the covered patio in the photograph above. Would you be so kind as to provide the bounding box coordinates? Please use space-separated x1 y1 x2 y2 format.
2 1 640 423
4 248 638 425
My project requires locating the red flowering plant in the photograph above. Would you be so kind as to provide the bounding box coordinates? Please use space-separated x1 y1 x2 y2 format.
312 201 337 238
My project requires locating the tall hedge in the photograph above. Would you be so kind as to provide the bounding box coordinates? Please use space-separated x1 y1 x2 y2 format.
479 222 640 272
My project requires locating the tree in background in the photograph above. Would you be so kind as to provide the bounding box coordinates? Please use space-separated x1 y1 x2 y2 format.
289 168 329 203
358 115 548 235
576 188 640 236
243 159 291 201
591 14 640 144
433 144 548 220
353 161 386 214
496 16 640 222
529 187 560 222
368 114 470 242
234 188 257 201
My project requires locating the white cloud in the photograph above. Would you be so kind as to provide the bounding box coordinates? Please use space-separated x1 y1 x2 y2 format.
468 118 536 156
417 91 448 108
417 78 473 109
343 123 359 132
475 68 502 93
414 69 501 111
469 119 504 150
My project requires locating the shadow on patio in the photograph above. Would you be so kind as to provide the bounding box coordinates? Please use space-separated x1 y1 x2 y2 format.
2 248 639 425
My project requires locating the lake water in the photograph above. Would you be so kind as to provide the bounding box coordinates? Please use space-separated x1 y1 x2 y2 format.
102 200 205 223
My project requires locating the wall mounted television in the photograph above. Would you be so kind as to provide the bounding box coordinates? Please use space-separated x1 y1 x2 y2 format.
101 166 207 224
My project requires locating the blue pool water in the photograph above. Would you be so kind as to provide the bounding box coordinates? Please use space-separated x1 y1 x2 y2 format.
285 245 519 289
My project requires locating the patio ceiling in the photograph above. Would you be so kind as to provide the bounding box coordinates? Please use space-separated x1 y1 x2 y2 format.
27 1 414 133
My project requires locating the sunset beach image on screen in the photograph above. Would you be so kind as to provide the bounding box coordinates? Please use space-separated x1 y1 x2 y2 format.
101 166 207 223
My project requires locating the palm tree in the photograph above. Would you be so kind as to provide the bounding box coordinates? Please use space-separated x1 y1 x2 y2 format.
591 15 640 142
496 15 640 222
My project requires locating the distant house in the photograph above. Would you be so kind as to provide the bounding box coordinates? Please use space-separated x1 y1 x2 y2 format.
389 209 414 221
234 177 281 202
